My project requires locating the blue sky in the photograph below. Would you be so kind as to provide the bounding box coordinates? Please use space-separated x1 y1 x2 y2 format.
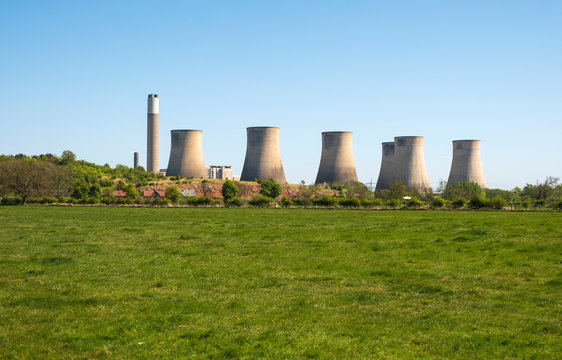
1 1 561 189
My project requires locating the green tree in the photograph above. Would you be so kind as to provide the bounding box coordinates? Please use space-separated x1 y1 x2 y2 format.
259 179 282 198
72 179 89 199
124 184 138 199
165 186 182 203
388 180 407 200
88 183 102 198
221 180 238 203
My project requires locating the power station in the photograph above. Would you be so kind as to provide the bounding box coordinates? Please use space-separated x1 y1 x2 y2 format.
240 127 286 183
447 140 486 188
375 142 395 191
166 130 206 178
140 94 489 189
147 94 159 173
393 136 431 192
315 132 358 184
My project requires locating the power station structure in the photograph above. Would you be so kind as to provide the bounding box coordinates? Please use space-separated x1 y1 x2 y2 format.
375 142 395 191
393 136 431 192
165 130 206 178
447 140 486 188
147 94 159 173
315 132 358 184
240 127 286 183
133 152 139 169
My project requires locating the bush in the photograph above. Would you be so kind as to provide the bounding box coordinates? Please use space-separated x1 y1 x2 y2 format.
452 197 467 209
385 199 403 208
58 196 69 203
186 197 214 206
553 199 562 210
360 198 383 208
222 180 238 203
406 197 423 208
249 196 273 207
339 197 361 208
293 198 313 208
431 198 445 208
165 186 182 203
314 196 338 207
521 199 531 209
41 196 58 204
259 179 282 199
469 194 488 209
280 196 293 207
226 197 243 207
490 196 507 210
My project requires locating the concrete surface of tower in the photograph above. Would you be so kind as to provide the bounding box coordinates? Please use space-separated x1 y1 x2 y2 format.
315 132 358 184
133 152 139 169
447 140 486 188
393 136 431 192
166 130 206 178
147 94 159 173
375 142 396 190
240 127 286 183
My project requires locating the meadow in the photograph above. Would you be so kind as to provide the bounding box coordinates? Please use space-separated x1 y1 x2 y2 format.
0 207 560 359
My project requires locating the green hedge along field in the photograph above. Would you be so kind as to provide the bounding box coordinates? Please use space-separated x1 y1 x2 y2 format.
0 207 560 359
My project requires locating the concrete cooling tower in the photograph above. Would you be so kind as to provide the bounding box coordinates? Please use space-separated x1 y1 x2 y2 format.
375 142 395 190
315 131 358 184
147 94 159 173
240 127 286 183
447 140 486 188
394 136 431 192
166 130 206 178
133 152 139 169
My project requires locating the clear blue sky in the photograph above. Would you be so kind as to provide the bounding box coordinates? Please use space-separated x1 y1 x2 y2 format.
1 0 561 189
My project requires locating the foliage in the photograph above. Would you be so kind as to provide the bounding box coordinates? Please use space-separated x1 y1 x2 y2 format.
444 182 483 200
406 196 423 208
259 179 282 199
451 197 467 209
221 180 238 203
343 181 373 199
388 181 407 200
249 196 273 207
490 196 507 210
280 196 293 207
165 186 182 203
339 197 361 207
314 196 338 207
431 198 445 208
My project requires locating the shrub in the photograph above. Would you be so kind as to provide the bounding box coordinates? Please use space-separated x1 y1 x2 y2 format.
490 196 507 210
259 179 282 199
58 196 69 203
249 196 273 207
315 196 338 207
222 180 238 203
165 186 182 203
406 197 423 208
41 196 57 204
451 197 467 209
293 198 312 208
339 197 361 208
553 199 562 210
385 198 403 208
226 197 243 207
521 199 531 209
469 194 488 209
186 197 214 206
431 198 445 208
280 196 293 207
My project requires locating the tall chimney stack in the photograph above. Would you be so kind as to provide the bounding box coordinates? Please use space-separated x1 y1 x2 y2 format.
147 94 159 173
133 152 139 169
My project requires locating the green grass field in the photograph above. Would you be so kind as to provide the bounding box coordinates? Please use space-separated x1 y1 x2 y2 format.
0 207 560 359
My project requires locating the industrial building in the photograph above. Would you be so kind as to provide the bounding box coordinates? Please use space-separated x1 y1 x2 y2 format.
447 140 486 188
166 130 206 178
315 132 358 184
205 165 240 180
146 94 159 173
240 127 286 183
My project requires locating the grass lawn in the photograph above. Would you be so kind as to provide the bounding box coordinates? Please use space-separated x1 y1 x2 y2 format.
0 207 560 359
